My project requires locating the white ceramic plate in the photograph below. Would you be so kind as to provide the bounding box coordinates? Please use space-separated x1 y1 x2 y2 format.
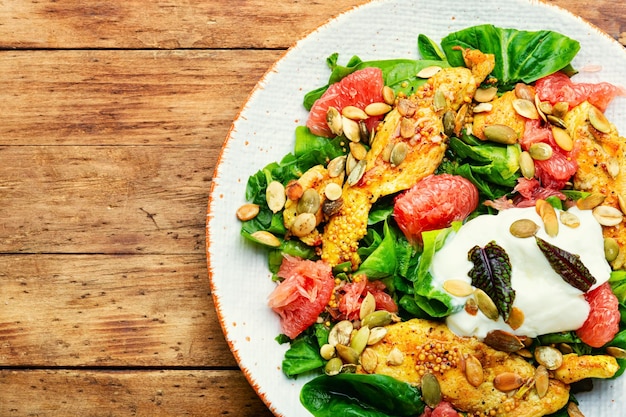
207 0 626 415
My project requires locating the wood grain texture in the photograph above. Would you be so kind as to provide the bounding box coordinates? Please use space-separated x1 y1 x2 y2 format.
0 145 211 254
0 0 623 50
0 369 274 417
0 50 280 146
0 0 369 49
0 254 235 367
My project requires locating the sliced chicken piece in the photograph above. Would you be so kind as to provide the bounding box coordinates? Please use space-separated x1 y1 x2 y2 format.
321 50 495 268
361 319 570 417
567 100 626 268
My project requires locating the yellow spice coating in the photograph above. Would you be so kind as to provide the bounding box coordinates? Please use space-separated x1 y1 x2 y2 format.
567 101 626 268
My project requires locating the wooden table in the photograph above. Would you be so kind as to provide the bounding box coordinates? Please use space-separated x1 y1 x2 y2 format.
0 1 623 415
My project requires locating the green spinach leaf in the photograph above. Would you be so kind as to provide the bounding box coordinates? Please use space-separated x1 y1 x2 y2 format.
440 24 580 90
300 374 425 417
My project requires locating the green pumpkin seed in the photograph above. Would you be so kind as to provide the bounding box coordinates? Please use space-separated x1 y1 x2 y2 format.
484 124 518 145
361 310 393 328
519 151 536 179
589 105 611 133
474 289 499 321
297 188 321 214
529 142 553 161
433 90 447 112
442 110 456 137
350 326 370 356
552 101 569 118
547 114 567 129
604 237 620 262
421 373 442 408
324 357 343 376
336 344 360 364
326 106 343 136
390 142 409 167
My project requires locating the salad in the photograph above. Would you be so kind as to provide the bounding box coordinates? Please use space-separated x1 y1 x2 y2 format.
236 24 626 417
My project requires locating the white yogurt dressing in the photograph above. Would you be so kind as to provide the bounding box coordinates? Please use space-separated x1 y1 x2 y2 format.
430 206 611 339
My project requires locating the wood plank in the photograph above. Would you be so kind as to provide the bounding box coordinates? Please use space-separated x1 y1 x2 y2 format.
0 0 369 49
0 254 237 367
0 49 280 146
0 145 213 254
0 369 274 417
0 0 623 50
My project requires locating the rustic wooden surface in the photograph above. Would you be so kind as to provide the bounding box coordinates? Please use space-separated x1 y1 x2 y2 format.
0 1 623 416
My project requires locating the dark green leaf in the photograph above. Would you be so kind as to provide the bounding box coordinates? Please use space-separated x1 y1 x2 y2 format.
441 24 580 90
535 237 596 292
468 241 515 321
300 374 425 417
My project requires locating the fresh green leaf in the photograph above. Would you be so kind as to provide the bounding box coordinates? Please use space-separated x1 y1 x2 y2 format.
608 329 626 378
300 374 425 417
357 221 397 280
447 137 521 187
609 269 626 304
407 225 461 318
441 24 580 90
418 34 446 60
468 241 515 321
282 336 325 377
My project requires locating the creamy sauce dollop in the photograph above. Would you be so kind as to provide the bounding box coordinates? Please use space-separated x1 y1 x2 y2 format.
430 206 611 339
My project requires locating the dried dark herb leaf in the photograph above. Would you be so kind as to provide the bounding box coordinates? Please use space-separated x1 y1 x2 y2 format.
468 241 515 321
535 237 596 292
